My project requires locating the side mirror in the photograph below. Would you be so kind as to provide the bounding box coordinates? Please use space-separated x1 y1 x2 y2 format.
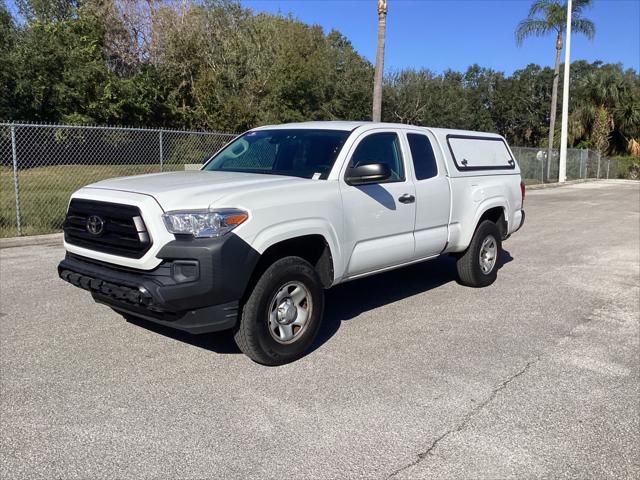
345 163 391 185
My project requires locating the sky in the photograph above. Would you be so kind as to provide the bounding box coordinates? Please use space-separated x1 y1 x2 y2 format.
242 0 640 74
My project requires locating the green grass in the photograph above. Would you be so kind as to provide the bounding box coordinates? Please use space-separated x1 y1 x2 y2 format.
0 164 183 238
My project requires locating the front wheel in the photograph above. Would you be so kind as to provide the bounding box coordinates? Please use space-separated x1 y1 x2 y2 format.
456 220 502 288
234 256 324 365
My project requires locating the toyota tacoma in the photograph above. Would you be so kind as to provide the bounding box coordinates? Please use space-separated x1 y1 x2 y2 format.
59 121 525 365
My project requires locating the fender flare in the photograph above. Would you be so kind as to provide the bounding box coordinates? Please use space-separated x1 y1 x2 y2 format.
457 199 508 251
248 218 343 283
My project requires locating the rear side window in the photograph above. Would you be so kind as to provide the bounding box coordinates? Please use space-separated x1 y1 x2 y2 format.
447 135 515 170
407 133 438 180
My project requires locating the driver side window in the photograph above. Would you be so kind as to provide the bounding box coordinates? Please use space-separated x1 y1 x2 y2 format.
349 132 405 182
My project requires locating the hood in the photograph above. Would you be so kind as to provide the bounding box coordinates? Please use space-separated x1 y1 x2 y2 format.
85 170 308 211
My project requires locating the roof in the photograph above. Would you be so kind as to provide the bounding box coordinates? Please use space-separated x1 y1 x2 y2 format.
252 121 368 132
250 121 504 139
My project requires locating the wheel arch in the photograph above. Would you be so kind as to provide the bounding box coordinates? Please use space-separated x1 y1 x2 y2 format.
476 206 508 239
452 201 508 253
241 233 336 304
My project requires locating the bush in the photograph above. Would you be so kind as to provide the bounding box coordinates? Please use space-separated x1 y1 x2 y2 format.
610 156 640 180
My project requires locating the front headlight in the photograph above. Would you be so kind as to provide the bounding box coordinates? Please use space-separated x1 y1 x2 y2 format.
162 209 248 238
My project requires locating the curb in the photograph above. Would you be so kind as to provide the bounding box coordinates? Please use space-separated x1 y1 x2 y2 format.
0 233 63 250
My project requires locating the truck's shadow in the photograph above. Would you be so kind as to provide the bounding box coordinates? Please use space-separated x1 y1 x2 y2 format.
126 251 513 357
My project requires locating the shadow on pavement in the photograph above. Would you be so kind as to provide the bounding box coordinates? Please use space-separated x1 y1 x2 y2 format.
125 250 513 357
125 317 242 354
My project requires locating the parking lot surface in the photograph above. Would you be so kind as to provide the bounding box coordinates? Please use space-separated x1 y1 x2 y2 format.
1 181 639 479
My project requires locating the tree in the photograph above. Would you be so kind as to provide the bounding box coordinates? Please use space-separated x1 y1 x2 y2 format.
16 0 80 22
0 0 17 119
463 65 503 132
492 64 554 146
381 68 496 131
569 63 640 155
383 69 433 125
372 0 387 122
324 31 373 121
10 3 117 123
516 0 595 177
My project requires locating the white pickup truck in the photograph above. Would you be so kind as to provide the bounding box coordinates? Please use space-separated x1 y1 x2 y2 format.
59 121 525 365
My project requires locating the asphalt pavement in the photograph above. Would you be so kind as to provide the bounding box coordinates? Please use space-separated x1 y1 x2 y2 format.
1 180 638 479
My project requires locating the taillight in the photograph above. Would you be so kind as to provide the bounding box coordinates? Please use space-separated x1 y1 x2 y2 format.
520 181 526 205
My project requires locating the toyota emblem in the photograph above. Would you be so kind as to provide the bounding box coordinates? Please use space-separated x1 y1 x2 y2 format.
86 215 105 235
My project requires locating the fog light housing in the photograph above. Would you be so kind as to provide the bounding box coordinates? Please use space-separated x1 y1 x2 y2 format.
172 261 199 283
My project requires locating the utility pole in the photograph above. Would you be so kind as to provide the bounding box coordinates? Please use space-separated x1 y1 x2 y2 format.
558 0 572 183
372 0 387 122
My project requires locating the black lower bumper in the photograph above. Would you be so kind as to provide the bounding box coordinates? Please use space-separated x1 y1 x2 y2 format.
58 234 260 334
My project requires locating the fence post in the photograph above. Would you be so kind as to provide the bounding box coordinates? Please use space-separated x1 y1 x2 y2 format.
159 130 164 172
606 158 610 179
10 125 22 236
596 152 601 179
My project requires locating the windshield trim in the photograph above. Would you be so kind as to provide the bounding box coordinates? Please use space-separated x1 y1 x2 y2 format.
202 168 310 179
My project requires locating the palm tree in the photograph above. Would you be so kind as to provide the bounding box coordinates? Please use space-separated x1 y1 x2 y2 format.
569 67 640 155
372 0 387 122
516 0 595 178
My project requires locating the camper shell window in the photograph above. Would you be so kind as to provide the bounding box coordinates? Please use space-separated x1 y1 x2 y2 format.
446 135 516 171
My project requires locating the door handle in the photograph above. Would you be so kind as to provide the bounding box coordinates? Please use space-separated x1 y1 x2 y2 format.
398 194 415 204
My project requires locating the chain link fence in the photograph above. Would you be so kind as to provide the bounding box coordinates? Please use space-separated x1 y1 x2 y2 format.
512 146 628 185
0 122 236 237
0 122 631 238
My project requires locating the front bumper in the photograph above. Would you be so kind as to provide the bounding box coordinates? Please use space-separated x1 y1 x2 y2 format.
58 234 260 334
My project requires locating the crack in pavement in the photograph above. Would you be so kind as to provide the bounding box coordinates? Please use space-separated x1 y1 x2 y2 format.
386 357 541 479
385 288 636 479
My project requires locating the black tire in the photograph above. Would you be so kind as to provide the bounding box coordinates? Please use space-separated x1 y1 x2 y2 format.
456 220 502 288
234 256 324 366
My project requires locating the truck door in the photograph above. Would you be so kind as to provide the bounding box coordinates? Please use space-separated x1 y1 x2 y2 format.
339 130 416 276
404 130 451 257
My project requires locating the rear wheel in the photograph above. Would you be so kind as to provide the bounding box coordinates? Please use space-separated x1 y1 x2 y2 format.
456 220 502 288
234 256 324 365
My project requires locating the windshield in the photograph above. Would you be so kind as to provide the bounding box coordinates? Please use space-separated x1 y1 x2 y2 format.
203 129 350 179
